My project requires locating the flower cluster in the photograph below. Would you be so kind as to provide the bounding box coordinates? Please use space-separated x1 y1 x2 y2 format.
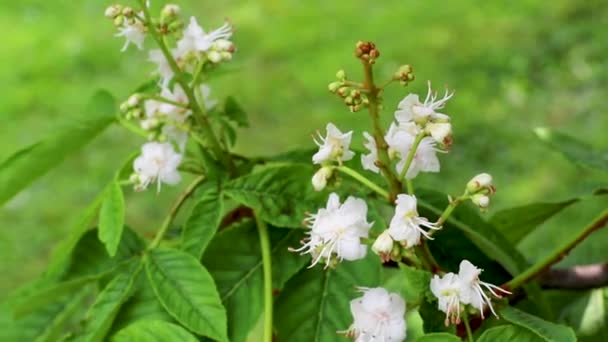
363 82 454 178
292 193 372 268
431 260 511 325
344 287 407 342
106 3 235 192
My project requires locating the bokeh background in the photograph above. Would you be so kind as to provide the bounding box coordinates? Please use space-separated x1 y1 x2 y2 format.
1 0 607 331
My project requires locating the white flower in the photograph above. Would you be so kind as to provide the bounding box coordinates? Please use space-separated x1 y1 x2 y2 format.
148 49 175 87
347 287 406 342
387 194 439 248
291 193 372 268
430 273 464 326
394 81 453 124
384 122 441 179
457 260 511 319
176 17 232 57
361 132 379 173
371 230 394 262
427 122 453 146
115 17 146 51
312 123 355 165
133 142 182 192
312 167 333 191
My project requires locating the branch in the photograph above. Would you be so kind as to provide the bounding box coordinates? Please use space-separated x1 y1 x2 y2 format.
505 208 608 290
539 263 608 289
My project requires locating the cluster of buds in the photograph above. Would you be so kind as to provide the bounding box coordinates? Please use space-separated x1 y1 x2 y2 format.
355 41 380 64
393 64 416 86
328 70 369 112
157 4 184 34
466 173 496 211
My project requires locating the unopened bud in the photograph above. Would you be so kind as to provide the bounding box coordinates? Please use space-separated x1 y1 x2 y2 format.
127 94 142 108
312 167 333 191
328 81 342 93
105 5 122 18
161 4 181 18
336 69 346 80
471 194 490 209
427 122 453 146
208 51 222 63
466 173 493 193
214 39 233 51
122 6 134 17
119 102 130 113
372 231 394 257
113 15 125 26
220 51 233 61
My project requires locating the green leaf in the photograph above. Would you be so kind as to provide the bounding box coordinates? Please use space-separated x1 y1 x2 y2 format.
477 325 544 342
559 288 608 342
45 190 106 279
0 90 116 206
80 263 142 342
415 332 461 342
275 254 383 342
382 264 432 305
181 184 224 259
224 96 249 127
535 127 608 172
64 227 145 280
12 274 100 318
145 248 228 341
418 299 455 334
500 306 577 342
110 273 174 333
223 164 325 228
5 287 92 342
111 320 199 342
202 220 307 342
99 181 126 257
490 199 578 244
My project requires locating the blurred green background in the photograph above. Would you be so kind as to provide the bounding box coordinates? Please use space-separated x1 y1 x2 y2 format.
1 0 607 318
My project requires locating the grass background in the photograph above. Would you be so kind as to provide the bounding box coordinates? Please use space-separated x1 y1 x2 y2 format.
0 0 607 330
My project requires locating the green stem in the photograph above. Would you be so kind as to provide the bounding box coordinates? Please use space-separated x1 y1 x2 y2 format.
361 61 402 201
138 1 235 174
254 212 273 342
143 94 190 108
505 207 608 290
116 116 149 138
463 311 474 342
337 166 389 200
406 179 414 195
148 176 206 249
398 132 425 182
428 195 467 238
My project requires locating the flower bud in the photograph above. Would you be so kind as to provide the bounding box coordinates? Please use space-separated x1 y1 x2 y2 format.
122 6 134 17
336 69 346 81
312 167 333 191
119 102 130 113
466 173 493 193
427 122 453 146
208 51 222 63
220 51 233 61
105 5 122 18
127 94 142 108
161 4 181 18
214 39 234 52
471 194 490 209
328 81 342 93
113 15 125 26
372 231 394 257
